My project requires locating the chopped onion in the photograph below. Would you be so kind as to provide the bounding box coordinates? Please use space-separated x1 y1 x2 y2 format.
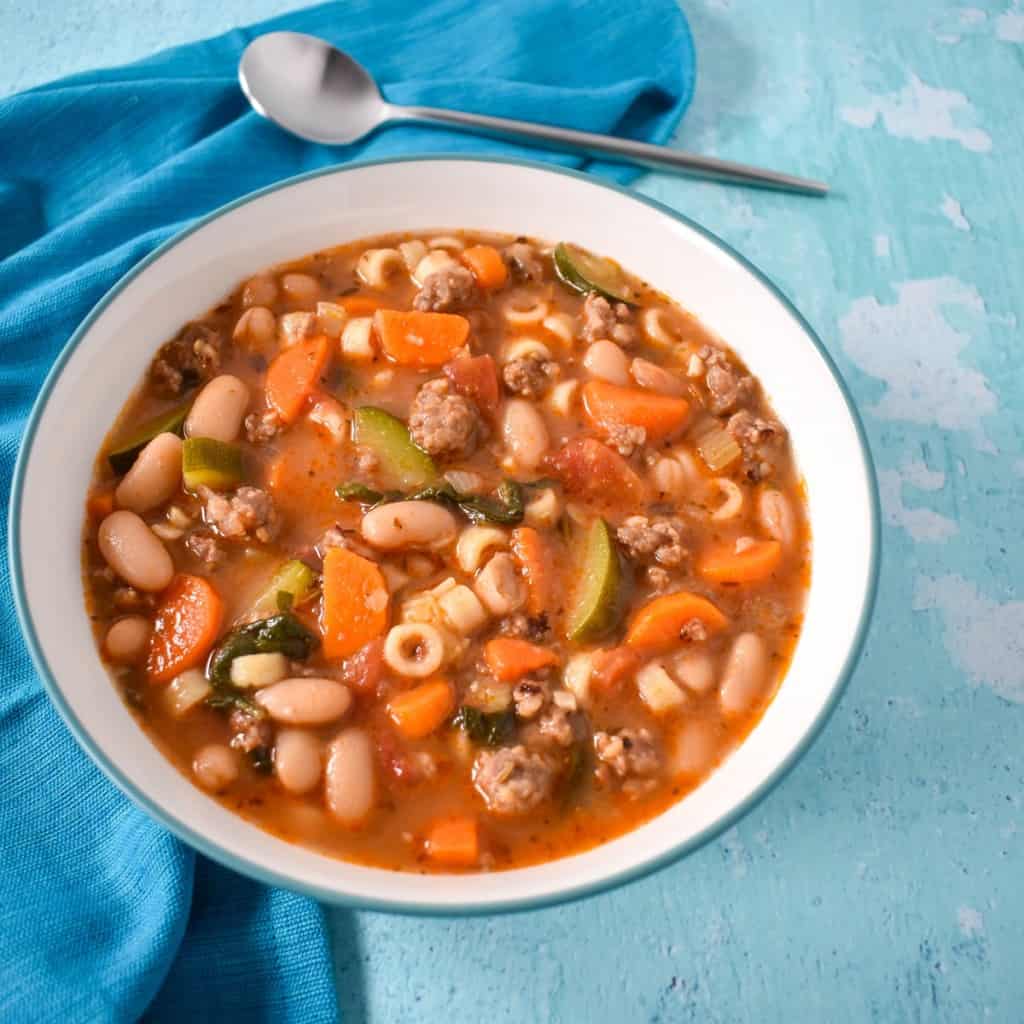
696 425 742 472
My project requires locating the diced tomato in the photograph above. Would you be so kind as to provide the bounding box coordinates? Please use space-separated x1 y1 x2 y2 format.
547 437 647 505
443 354 500 418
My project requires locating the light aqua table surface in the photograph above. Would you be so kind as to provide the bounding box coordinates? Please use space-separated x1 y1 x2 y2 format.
4 1 1023 1020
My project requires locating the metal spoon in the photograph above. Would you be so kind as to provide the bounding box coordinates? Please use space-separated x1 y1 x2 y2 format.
239 32 828 196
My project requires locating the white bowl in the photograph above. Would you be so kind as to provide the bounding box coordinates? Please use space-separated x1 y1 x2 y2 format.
10 157 879 914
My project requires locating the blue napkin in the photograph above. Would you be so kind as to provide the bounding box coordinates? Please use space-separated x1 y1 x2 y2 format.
0 2 693 1020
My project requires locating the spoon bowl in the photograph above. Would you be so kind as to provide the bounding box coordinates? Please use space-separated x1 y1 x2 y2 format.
238 32 829 195
240 32 388 146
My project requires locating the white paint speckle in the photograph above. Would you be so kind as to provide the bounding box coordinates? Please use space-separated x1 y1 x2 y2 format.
879 468 957 541
838 278 997 446
903 457 946 491
958 905 985 937
941 194 971 231
932 7 987 43
914 575 1024 703
997 3 1024 41
874 234 891 258
720 828 749 879
840 74 992 152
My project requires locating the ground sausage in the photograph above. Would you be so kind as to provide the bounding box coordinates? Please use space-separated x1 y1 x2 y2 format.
580 293 637 347
616 515 687 567
149 323 223 397
726 409 786 481
701 346 753 415
605 422 646 458
408 378 483 460
502 353 557 398
228 708 273 753
185 529 224 567
512 678 551 719
244 409 283 444
201 486 280 543
413 265 477 312
503 241 545 282
473 745 556 815
594 728 660 791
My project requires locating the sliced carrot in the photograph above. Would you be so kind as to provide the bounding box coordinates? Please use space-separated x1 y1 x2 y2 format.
697 539 783 584
387 678 456 739
443 354 499 416
581 380 690 443
484 636 560 682
146 574 224 684
340 294 387 317
511 527 550 617
321 547 389 659
425 816 480 868
625 592 729 652
265 334 332 425
87 488 116 521
590 646 640 692
460 245 508 290
374 309 470 368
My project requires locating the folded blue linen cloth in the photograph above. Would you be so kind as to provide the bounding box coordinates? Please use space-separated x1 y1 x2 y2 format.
0 2 693 1020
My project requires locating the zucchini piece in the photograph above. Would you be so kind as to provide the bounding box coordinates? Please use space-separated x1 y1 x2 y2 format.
250 559 317 619
554 242 634 305
107 397 192 475
182 437 244 491
566 518 625 643
208 613 319 688
352 407 438 490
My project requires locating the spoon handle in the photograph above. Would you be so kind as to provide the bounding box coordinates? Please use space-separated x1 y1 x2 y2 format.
392 105 828 196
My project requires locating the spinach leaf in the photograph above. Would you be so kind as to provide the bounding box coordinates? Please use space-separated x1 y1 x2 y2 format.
455 480 524 525
335 482 385 504
208 613 319 688
206 691 266 718
452 706 517 746
560 742 589 810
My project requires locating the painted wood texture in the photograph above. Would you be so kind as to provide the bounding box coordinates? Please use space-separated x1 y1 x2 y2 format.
3 0 1021 1020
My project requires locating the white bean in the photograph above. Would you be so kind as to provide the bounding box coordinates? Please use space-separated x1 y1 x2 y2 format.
719 633 770 719
242 274 278 308
325 728 375 824
115 433 182 513
98 511 174 592
501 399 549 470
193 744 238 792
233 306 276 348
185 374 250 443
104 616 151 663
670 719 719 777
473 552 525 615
361 501 457 551
256 677 352 726
672 650 716 694
583 339 630 385
758 489 796 547
280 272 320 305
383 623 445 678
274 729 323 795
630 357 686 396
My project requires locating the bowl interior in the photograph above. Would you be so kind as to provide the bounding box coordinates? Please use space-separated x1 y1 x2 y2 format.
12 158 876 912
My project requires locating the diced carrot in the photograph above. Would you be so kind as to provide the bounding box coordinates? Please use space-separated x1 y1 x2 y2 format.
511 527 550 617
87 488 116 521
548 437 648 506
321 547 389 659
265 334 332 424
387 678 456 739
443 354 499 417
582 380 690 443
625 592 729 652
484 636 560 682
146 574 224 683
460 245 508 290
697 539 783 584
590 646 640 692
340 294 387 317
424 816 480 868
341 637 385 694
374 309 470 368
